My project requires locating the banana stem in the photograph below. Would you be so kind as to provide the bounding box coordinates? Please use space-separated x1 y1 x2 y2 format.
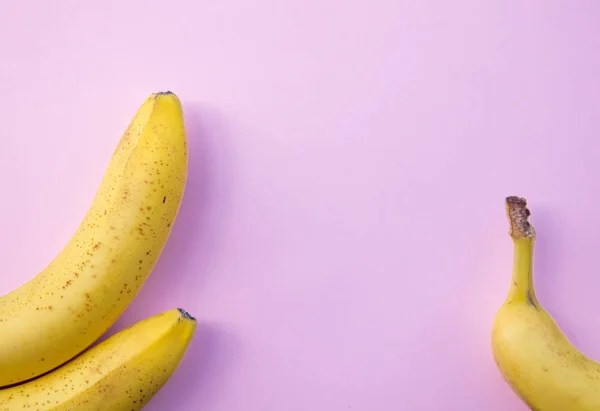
505 196 538 306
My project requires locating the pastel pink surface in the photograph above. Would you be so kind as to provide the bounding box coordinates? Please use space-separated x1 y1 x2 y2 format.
1 1 599 410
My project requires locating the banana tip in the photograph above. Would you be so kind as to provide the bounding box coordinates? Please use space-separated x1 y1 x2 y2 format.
505 196 536 240
177 308 196 321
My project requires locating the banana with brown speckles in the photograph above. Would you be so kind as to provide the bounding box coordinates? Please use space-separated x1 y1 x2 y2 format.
492 197 600 410
0 92 188 387
0 308 197 410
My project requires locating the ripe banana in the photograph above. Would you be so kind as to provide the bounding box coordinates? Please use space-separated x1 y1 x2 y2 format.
491 196 600 410
0 92 188 386
0 307 197 410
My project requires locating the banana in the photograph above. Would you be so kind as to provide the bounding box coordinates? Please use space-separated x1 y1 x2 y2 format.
491 196 600 410
0 307 197 410
0 91 188 386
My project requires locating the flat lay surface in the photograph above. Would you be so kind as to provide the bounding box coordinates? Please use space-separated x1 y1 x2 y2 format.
1 1 600 410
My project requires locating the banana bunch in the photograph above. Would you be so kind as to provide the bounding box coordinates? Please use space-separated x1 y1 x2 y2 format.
492 196 600 410
0 91 196 409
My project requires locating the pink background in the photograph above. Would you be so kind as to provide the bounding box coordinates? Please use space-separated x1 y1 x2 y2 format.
1 1 600 410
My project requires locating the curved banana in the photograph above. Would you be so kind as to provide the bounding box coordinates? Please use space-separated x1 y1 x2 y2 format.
0 307 197 410
491 196 600 410
0 92 188 386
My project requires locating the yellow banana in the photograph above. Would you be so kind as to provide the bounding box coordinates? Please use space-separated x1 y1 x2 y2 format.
0 92 188 386
492 196 600 410
0 307 197 410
